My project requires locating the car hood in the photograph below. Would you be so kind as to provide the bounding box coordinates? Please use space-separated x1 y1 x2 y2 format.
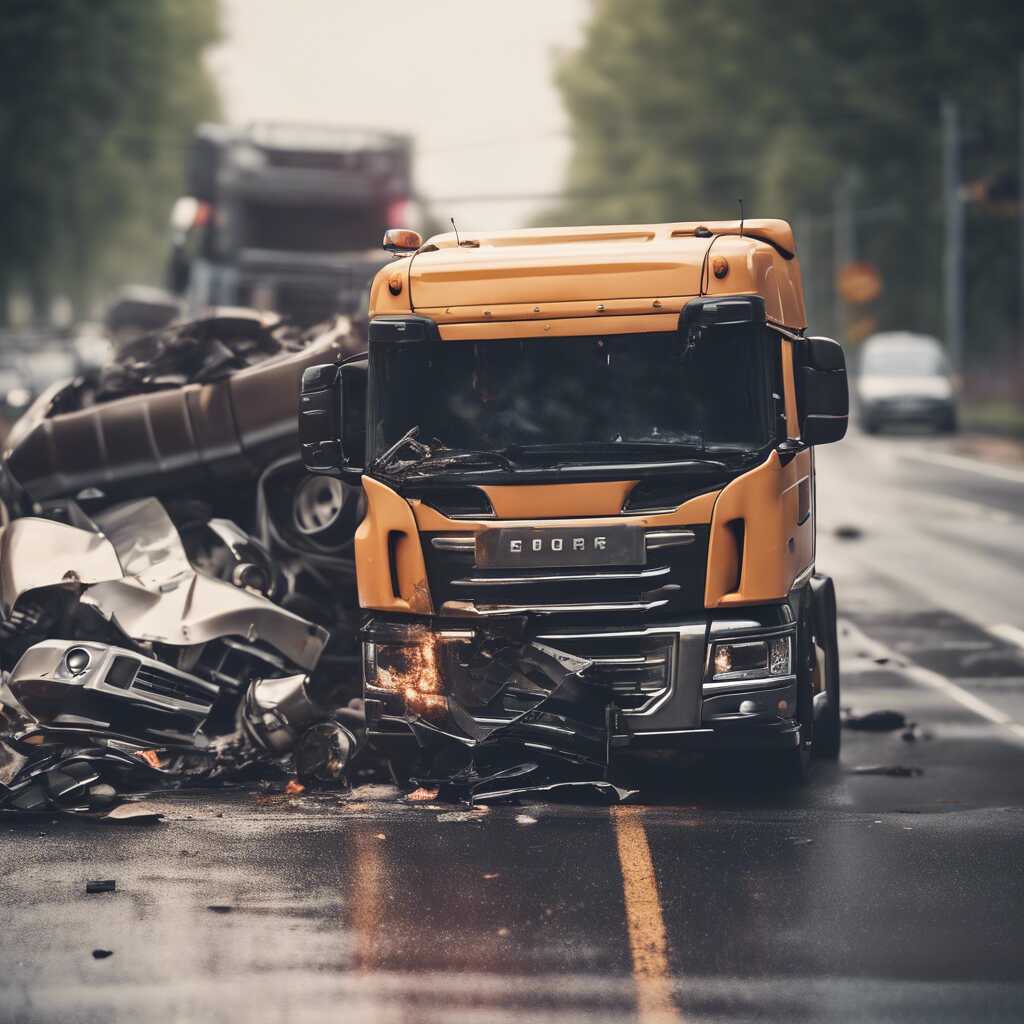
857 375 953 401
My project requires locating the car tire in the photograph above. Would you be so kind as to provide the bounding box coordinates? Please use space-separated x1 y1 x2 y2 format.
938 409 958 434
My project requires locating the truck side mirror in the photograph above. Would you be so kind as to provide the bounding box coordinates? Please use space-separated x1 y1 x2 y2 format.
299 360 367 479
799 336 848 445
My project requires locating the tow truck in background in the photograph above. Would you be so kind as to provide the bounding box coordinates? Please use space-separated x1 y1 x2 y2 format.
168 122 416 326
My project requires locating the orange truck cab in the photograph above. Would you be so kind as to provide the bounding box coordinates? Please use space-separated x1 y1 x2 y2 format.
300 220 849 781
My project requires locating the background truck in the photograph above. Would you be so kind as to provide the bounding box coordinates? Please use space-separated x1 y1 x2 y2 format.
299 219 850 790
169 122 415 326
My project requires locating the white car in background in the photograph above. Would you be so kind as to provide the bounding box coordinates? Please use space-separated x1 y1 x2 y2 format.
856 332 957 434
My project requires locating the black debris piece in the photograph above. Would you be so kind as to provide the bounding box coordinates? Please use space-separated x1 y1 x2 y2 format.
207 905 233 914
843 710 908 732
86 879 116 894
92 949 114 960
851 764 924 777
834 524 864 540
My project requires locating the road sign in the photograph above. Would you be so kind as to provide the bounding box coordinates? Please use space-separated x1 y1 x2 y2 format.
836 261 883 305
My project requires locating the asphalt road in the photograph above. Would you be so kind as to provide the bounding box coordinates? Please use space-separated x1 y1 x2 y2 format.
3 428 1024 1024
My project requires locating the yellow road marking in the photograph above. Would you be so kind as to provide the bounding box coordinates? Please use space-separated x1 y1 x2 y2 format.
612 805 681 1023
351 829 384 971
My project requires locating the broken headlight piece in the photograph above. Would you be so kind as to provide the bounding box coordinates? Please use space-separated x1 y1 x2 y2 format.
362 623 472 718
710 634 792 681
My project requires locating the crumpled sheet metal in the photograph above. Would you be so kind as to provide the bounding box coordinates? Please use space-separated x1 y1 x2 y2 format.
0 517 123 617
403 626 631 804
82 499 327 670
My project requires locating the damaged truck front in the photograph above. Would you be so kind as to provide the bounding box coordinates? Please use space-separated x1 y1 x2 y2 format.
299 220 849 796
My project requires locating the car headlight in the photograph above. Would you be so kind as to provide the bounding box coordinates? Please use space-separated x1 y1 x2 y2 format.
5 387 31 409
711 635 791 680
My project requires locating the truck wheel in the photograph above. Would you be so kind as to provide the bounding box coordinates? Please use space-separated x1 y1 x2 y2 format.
810 574 842 760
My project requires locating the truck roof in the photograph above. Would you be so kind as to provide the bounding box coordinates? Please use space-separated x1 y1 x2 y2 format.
389 219 806 332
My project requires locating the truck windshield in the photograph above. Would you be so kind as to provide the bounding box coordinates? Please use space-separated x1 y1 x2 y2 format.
369 327 778 470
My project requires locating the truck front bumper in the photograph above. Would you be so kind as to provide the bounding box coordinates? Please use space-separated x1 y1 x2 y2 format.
362 608 800 757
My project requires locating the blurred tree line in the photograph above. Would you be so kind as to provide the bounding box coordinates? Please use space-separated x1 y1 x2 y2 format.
548 0 1024 372
0 0 221 326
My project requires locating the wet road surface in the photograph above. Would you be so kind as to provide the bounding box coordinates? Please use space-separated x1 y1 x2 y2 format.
3 429 1024 1023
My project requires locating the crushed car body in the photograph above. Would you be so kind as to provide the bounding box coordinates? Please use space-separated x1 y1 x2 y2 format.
0 313 365 816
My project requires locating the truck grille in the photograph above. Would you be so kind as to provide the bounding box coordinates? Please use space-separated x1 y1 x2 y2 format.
536 631 676 713
423 526 709 620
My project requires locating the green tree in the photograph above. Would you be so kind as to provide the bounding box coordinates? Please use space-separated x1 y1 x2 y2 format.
548 0 1024 351
0 0 221 324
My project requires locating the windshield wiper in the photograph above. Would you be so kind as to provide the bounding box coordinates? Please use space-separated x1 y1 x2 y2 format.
373 426 434 472
374 432 518 479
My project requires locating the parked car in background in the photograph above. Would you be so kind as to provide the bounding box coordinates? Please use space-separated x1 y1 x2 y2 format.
856 332 957 434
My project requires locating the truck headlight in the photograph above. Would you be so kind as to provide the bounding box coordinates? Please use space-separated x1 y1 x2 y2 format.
362 629 451 718
711 635 791 680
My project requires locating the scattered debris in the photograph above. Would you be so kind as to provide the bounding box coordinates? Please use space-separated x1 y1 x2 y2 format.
834 525 864 540
483 873 499 880
436 810 484 822
284 780 306 795
515 814 538 825
207 905 232 914
86 880 116 894
901 723 932 742
404 787 440 803
843 710 907 732
101 803 164 824
497 928 510 937
92 949 113 959
852 765 923 777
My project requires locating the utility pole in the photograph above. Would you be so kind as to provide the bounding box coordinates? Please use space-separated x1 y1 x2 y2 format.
1019 56 1024 349
942 98 965 376
832 169 856 339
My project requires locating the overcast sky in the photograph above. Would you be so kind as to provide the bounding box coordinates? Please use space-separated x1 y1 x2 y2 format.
208 0 588 230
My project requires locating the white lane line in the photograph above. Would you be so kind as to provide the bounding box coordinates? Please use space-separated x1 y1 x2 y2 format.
841 619 1024 744
988 624 1024 651
900 448 1024 486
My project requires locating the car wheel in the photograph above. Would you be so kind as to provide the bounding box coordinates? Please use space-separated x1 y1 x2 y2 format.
938 409 958 434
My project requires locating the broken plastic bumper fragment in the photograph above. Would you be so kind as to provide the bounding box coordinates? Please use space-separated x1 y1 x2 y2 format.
7 639 219 739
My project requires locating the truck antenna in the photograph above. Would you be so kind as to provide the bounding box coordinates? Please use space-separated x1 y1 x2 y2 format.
738 199 745 238
450 217 462 247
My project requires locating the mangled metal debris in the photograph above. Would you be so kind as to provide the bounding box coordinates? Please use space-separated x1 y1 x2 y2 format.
0 496 363 816
0 313 368 817
364 618 636 803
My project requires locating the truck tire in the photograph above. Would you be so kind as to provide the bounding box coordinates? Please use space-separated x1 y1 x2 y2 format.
810 574 842 759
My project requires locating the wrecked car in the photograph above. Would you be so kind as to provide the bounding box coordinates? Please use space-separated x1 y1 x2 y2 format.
299 219 849 795
0 313 365 814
